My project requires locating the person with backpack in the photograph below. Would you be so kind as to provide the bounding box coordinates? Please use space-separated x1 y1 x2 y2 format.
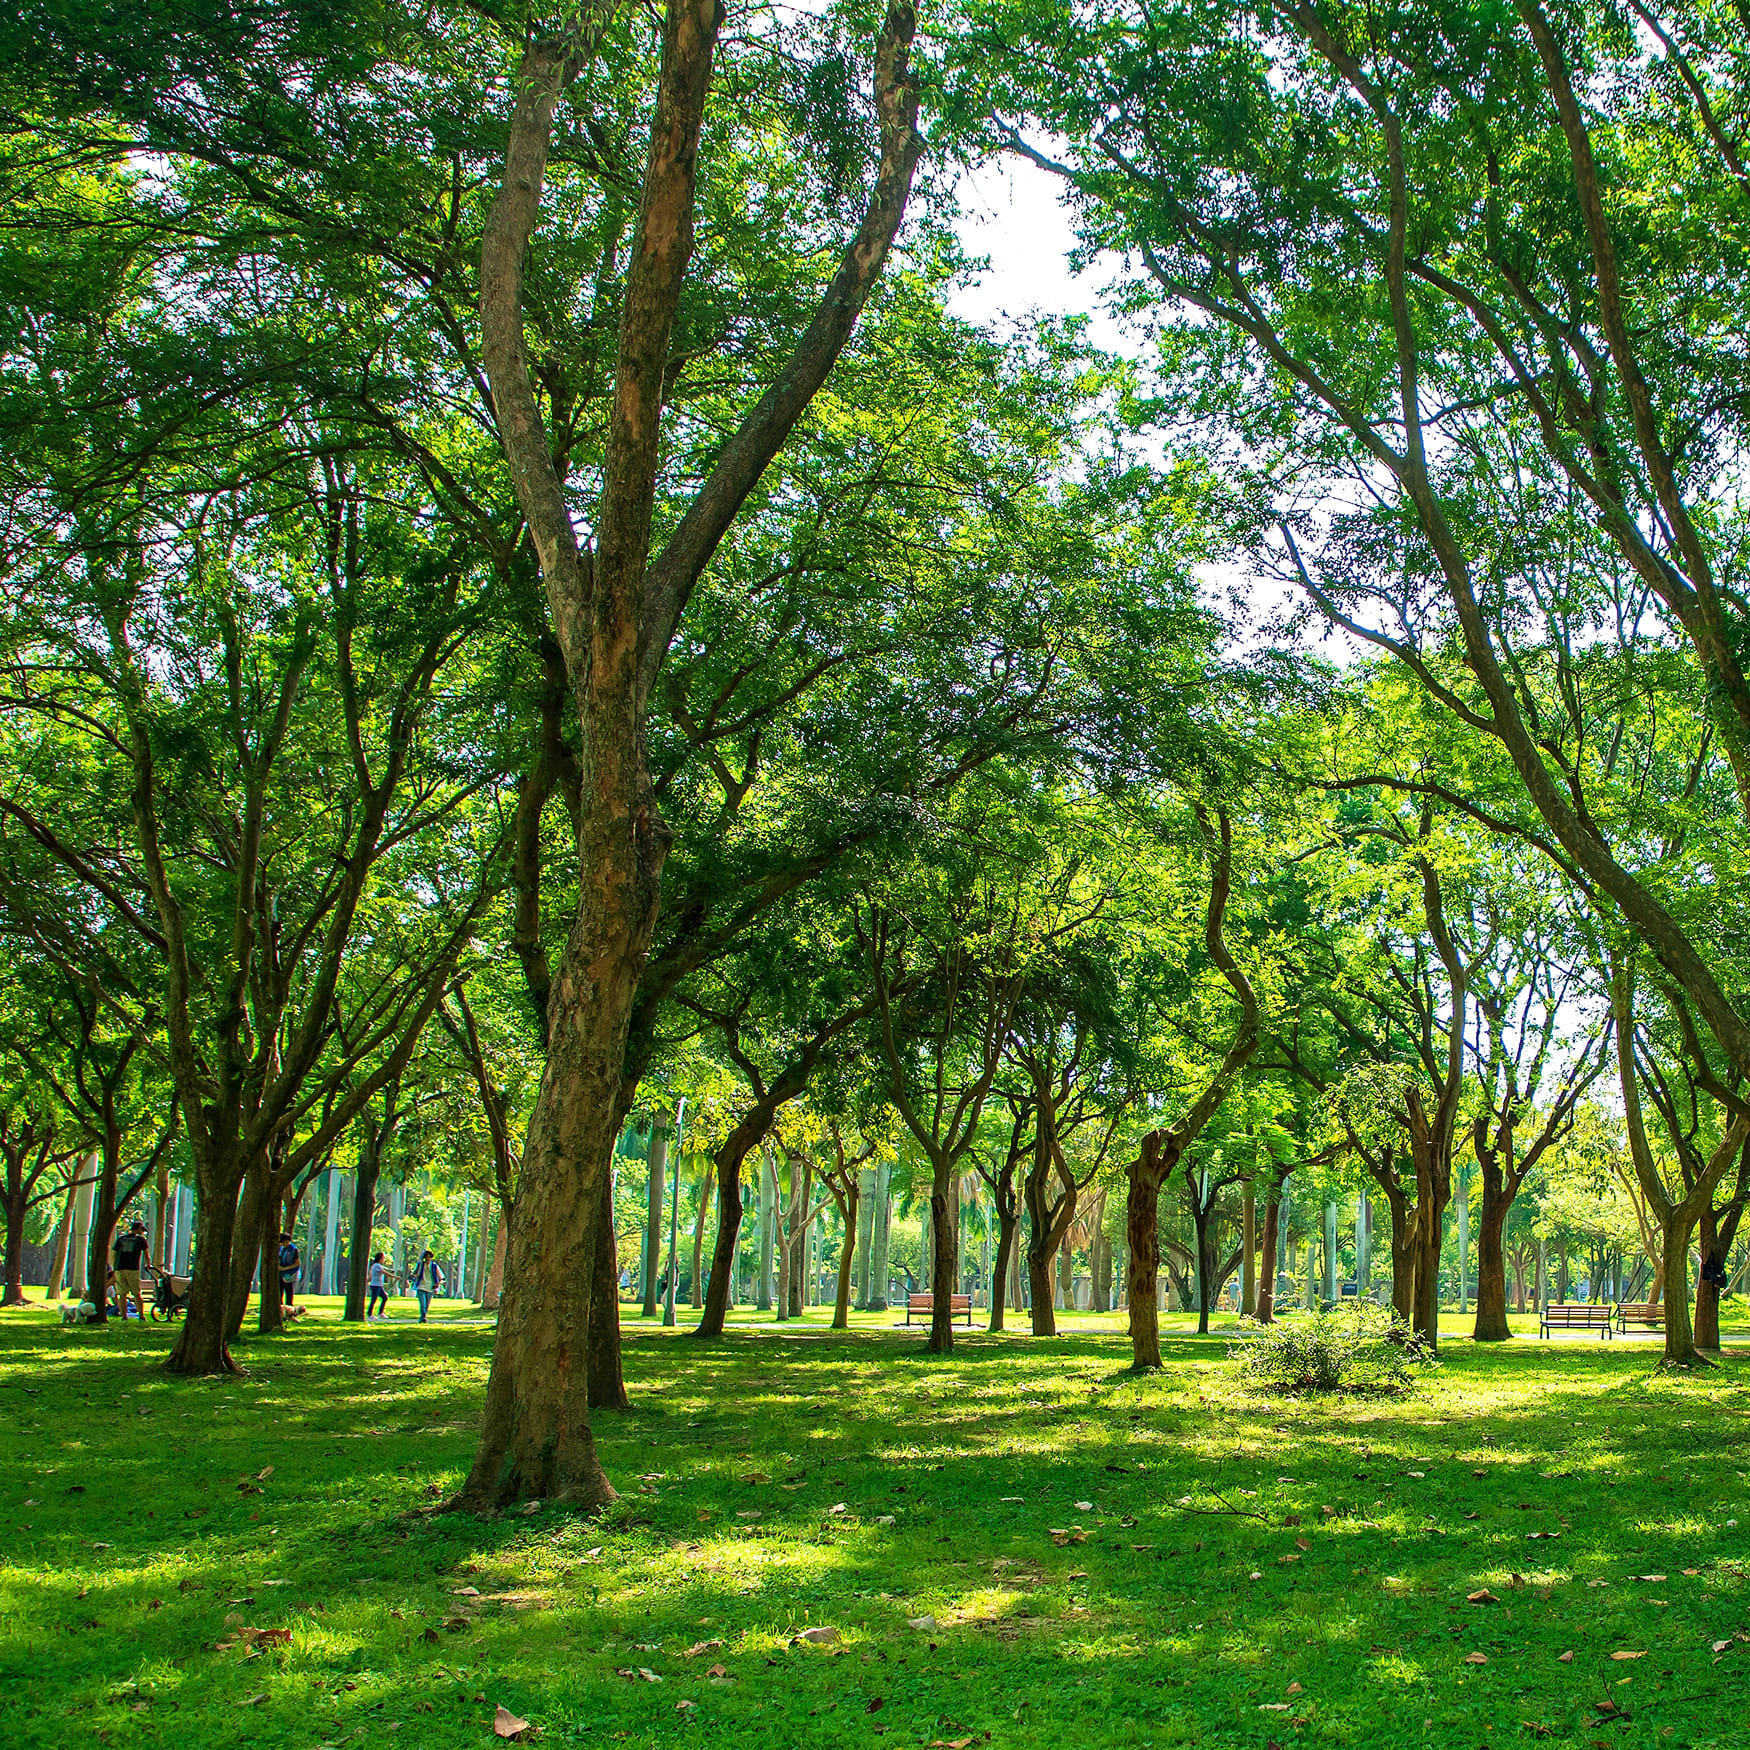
277 1232 301 1315
366 1252 389 1320
411 1249 443 1323
112 1220 150 1319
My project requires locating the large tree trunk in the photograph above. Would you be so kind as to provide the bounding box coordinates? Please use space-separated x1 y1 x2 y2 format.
166 1156 244 1376
926 1172 958 1354
1472 1189 1513 1342
1658 1213 1702 1364
459 940 649 1508
1124 1132 1171 1369
2 1193 26 1304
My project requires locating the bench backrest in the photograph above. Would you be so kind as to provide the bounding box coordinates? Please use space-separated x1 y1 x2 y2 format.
908 1292 972 1308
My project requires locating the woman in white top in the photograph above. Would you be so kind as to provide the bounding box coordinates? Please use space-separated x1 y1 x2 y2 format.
366 1252 389 1320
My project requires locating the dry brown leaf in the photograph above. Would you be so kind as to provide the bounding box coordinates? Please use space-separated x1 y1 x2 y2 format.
1610 1650 1646 1661
1286 1681 1303 1695
1294 1537 1311 1552
493 1704 532 1739
451 1586 481 1597
1557 1651 1574 1663
256 1466 273 1482
683 1639 725 1658
797 1625 839 1645
1463 1652 1487 1665
675 1700 696 1712
706 1663 726 1679
740 1471 770 1485
238 1692 267 1707
1467 1590 1499 1605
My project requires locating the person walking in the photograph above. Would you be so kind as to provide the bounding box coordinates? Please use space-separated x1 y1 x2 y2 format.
366 1252 389 1320
112 1220 150 1320
411 1249 443 1323
277 1231 302 1315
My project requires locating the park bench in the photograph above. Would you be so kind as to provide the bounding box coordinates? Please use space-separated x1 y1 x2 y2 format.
905 1292 972 1327
1615 1301 1666 1335
1539 1302 1614 1339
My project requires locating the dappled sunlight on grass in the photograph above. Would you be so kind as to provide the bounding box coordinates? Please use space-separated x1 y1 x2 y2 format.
2 1304 1748 1746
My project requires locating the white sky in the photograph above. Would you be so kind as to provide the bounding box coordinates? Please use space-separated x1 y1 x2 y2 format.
946 157 1133 355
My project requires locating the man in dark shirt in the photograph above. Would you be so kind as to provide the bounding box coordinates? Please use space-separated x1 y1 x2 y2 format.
277 1232 301 1314
113 1221 150 1319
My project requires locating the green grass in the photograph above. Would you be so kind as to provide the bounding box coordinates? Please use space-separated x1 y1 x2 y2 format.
4 1295 1749 1750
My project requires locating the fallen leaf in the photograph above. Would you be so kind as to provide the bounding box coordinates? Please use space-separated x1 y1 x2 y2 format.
675 1699 695 1711
1294 1537 1311 1552
797 1626 839 1646
1682 1568 1699 1576
1249 1571 1262 1581
1260 1702 1290 1711
1464 1512 1479 1520
637 1668 661 1683
493 1704 531 1740
518 1501 541 1517
876 1515 896 1526
1714 1639 1733 1654
1278 1553 1300 1564
1464 1652 1487 1665
238 1692 267 1707
1073 1500 1093 1512
706 1663 726 1678
866 1698 885 1713
256 1466 274 1482
683 1640 724 1658
1630 1574 1667 1583
906 1616 936 1632
1610 1651 1646 1662
451 1587 481 1597
1286 1681 1303 1695
1467 1590 1499 1606
1408 1470 1425 1478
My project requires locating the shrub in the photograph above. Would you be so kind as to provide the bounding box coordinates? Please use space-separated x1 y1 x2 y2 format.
1229 1303 1431 1395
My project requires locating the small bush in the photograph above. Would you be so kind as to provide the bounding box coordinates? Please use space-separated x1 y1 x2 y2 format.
1229 1303 1431 1395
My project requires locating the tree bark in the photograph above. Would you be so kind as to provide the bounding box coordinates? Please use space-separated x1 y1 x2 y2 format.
1124 1132 1172 1368
166 1154 244 1377
2 1192 27 1304
1255 1189 1280 1324
587 1172 628 1409
481 1214 508 1311
1472 1192 1512 1341
831 1178 857 1330
927 1172 959 1354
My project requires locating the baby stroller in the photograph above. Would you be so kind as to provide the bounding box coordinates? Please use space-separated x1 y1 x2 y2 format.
147 1264 192 1321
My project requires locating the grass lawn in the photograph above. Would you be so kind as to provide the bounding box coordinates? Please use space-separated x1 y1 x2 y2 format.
3 1297 1749 1750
